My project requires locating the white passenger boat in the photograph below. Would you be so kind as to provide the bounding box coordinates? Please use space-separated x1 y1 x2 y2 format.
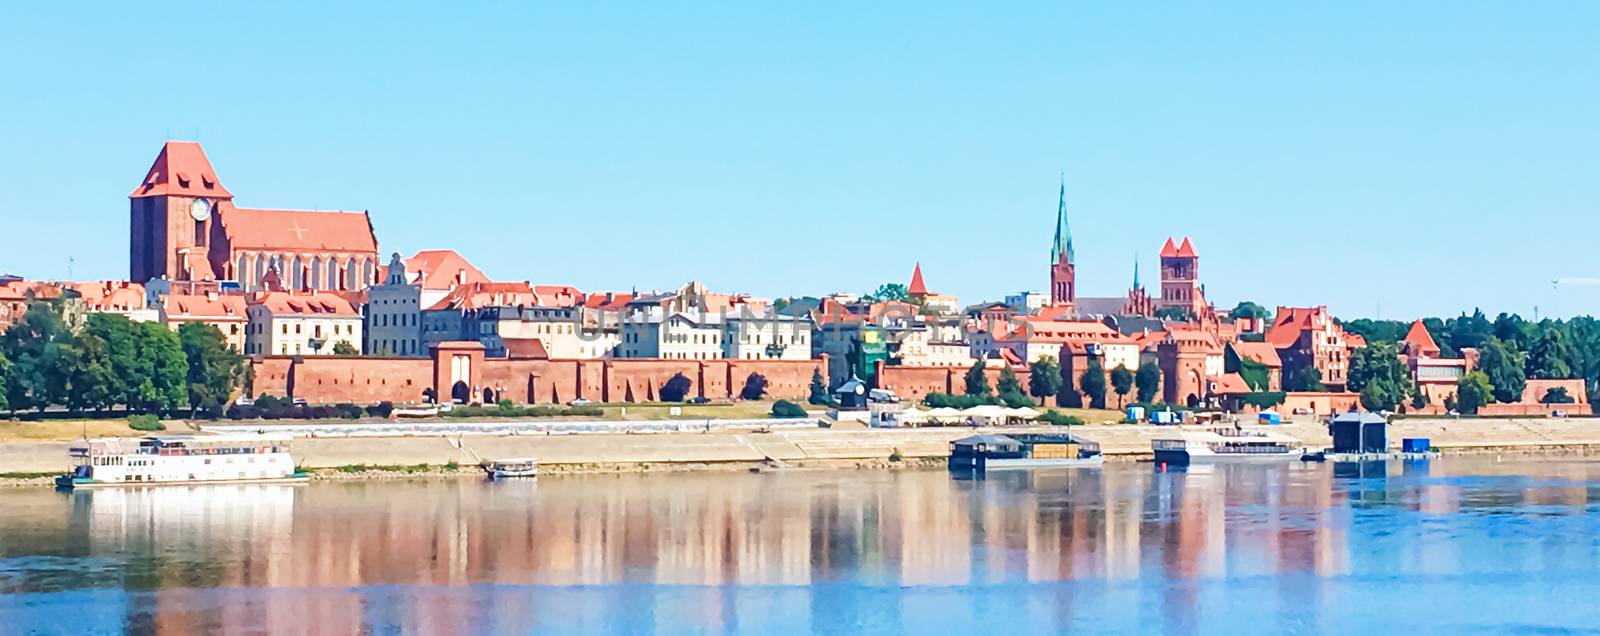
1152 428 1302 465
483 457 539 479
55 434 308 489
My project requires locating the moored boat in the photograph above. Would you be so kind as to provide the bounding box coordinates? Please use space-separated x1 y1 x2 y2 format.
483 457 539 479
1152 428 1302 465
55 434 308 489
948 433 1102 471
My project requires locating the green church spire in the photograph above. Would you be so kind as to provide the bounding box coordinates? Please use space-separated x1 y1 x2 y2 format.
1132 254 1141 290
1051 176 1073 265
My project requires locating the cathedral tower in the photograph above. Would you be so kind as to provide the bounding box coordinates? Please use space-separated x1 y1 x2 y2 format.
129 141 233 283
1049 180 1076 308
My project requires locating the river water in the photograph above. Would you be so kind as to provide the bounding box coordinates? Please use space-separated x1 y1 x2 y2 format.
3 457 1600 634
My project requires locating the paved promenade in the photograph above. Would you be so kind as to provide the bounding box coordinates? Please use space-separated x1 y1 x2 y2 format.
6 418 1600 476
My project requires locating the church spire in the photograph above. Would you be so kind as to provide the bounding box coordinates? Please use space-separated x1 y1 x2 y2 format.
1132 254 1141 290
1051 176 1073 265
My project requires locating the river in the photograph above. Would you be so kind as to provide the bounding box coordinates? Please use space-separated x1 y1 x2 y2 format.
3 457 1600 634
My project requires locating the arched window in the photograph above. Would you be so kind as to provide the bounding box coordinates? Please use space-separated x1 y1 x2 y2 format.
309 256 323 290
345 257 359 290
291 255 304 291
327 259 342 291
254 254 267 288
362 259 375 289
236 254 250 289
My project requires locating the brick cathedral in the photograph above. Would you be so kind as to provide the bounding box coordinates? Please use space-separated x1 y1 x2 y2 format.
129 141 379 292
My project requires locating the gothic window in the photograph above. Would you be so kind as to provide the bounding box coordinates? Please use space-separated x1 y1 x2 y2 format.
254 254 267 288
345 257 360 290
309 257 323 290
194 220 207 246
362 259 376 289
236 254 250 288
291 256 304 291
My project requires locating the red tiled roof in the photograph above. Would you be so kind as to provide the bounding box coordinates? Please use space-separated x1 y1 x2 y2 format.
426 282 537 311
219 202 377 253
1034 304 1076 320
129 141 233 199
908 263 928 296
1212 372 1251 395
502 338 550 360
1404 319 1440 354
1176 237 1197 258
404 249 489 291
1346 333 1367 348
812 298 862 325
1001 319 1128 344
582 292 634 310
162 294 248 321
249 291 359 317
533 285 582 307
1231 341 1282 367
0 281 65 302
1266 308 1317 348
1159 237 1179 258
66 282 146 311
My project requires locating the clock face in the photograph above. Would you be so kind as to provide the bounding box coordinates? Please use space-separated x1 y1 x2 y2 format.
189 198 211 222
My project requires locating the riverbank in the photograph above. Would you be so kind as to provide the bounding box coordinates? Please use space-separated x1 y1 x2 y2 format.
7 417 1600 486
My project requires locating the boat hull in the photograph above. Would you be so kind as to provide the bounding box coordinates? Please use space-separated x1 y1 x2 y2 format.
1154 449 1300 465
56 473 311 490
974 456 1105 470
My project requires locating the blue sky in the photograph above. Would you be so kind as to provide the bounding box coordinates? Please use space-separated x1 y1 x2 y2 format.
2 2 1597 319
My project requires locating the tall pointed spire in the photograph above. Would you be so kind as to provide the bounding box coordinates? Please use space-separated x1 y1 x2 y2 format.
1132 254 1141 290
1051 175 1073 265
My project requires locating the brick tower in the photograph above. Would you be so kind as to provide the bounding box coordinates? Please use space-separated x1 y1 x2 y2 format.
1049 180 1075 309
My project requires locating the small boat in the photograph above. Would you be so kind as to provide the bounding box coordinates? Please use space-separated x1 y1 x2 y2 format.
949 433 1102 471
55 434 309 489
1152 428 1302 465
482 457 539 479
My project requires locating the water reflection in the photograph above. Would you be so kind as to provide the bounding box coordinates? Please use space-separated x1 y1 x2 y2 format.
4 458 1600 633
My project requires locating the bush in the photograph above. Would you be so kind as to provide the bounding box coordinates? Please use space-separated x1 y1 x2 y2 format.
365 401 394 418
923 392 997 409
127 414 165 432
771 400 808 418
334 403 364 419
740 373 769 400
1039 411 1084 427
660 373 693 402
999 391 1033 408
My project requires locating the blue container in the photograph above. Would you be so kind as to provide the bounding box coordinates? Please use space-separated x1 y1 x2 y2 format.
1402 438 1430 453
1257 411 1282 425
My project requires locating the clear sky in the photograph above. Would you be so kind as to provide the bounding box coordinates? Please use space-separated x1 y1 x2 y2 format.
2 2 1597 319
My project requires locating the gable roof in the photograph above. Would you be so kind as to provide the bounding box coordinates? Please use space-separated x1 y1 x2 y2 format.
1159 237 1180 258
249 291 359 317
426 281 538 311
67 282 147 311
404 249 488 290
130 141 233 199
1403 319 1440 354
219 203 377 253
501 337 550 360
908 263 928 296
1176 237 1197 258
161 294 248 321
1230 341 1282 367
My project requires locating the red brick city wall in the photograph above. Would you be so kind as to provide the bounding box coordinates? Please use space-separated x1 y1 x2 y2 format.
253 354 827 405
1280 391 1360 415
877 365 1033 403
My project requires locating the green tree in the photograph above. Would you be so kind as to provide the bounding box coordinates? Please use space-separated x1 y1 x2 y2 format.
1347 341 1411 411
1027 356 1063 405
1493 313 1533 351
996 365 1022 396
1079 358 1107 409
1528 326 1575 379
807 369 831 405
1110 365 1134 408
179 322 245 415
1446 309 1494 352
1154 306 1188 321
1476 337 1526 403
964 360 990 397
1285 365 1325 392
1541 387 1576 404
1410 383 1429 410
660 373 693 402
132 322 188 413
332 341 359 356
2 302 74 411
1135 361 1161 403
739 372 769 400
1229 301 1269 321
865 283 909 303
1456 371 1493 414
0 346 8 412
61 326 115 414
1057 359 1082 407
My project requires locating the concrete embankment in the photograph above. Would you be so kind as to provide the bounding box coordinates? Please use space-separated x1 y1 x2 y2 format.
6 418 1600 483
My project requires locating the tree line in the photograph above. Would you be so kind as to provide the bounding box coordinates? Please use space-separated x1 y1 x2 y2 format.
1342 310 1586 413
0 302 245 417
922 356 1162 411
